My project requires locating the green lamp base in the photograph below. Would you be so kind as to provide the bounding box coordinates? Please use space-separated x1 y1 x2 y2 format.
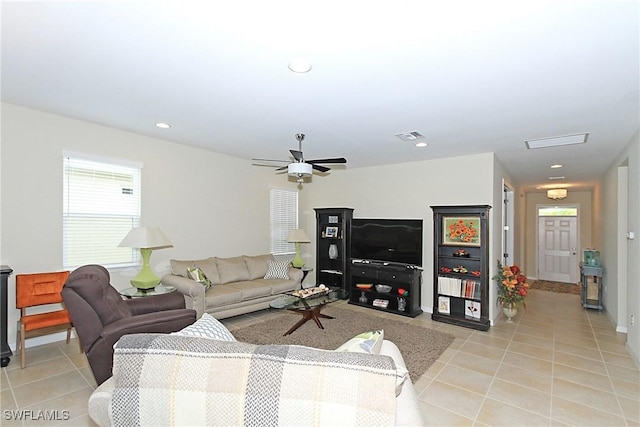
130 248 161 290
291 242 305 268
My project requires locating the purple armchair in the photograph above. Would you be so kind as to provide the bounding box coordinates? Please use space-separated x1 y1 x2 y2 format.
61 265 196 385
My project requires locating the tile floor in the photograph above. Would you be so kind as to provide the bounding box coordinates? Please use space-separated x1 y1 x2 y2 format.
1 289 638 426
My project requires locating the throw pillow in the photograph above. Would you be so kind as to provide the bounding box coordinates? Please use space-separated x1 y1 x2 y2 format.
187 266 212 289
263 260 290 280
335 329 384 355
172 313 236 341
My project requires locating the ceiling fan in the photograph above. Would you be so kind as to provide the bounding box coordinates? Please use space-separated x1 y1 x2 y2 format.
253 133 347 183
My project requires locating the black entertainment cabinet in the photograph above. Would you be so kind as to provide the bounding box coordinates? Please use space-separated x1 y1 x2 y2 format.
349 261 422 317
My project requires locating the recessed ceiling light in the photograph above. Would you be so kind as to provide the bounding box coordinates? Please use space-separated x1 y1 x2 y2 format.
155 122 171 129
525 133 589 149
415 142 427 148
550 164 563 169
288 59 312 73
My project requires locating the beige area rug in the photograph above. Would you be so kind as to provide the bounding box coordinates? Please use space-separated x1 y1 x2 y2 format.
529 280 581 294
232 305 455 382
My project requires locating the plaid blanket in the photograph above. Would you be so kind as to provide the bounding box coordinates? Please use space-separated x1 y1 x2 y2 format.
111 334 398 426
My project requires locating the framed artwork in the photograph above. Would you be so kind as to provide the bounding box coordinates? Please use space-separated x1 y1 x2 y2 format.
443 216 481 247
438 296 450 314
325 226 338 238
328 215 339 224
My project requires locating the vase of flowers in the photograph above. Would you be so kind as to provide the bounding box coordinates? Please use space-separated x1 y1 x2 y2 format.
493 261 529 322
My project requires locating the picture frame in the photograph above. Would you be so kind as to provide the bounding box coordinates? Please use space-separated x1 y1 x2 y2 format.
325 226 338 238
438 296 450 315
443 216 481 247
328 215 339 224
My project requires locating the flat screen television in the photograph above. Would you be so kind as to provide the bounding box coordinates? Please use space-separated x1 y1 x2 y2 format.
351 218 423 266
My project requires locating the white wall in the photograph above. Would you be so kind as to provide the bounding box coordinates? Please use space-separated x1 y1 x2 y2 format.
0 103 298 349
300 153 497 316
601 128 639 366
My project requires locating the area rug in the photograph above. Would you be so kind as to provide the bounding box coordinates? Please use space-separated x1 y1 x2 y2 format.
529 280 581 294
232 305 455 382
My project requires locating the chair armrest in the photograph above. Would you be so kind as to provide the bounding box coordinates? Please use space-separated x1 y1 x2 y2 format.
161 274 206 318
124 292 185 315
101 309 195 348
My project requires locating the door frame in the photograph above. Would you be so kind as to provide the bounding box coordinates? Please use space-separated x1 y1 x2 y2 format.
536 203 580 283
502 180 515 266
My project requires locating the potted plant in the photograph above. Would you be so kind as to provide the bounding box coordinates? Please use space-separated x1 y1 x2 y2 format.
493 261 529 322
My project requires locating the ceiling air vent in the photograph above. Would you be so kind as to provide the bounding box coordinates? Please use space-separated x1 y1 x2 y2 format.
395 131 425 141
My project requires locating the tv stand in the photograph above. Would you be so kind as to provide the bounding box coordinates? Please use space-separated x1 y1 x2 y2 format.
348 260 422 317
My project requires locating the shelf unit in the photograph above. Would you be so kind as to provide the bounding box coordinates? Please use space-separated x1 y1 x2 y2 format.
349 261 422 317
314 208 353 296
431 205 491 331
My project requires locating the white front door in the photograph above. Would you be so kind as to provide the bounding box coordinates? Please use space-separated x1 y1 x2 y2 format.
538 216 579 283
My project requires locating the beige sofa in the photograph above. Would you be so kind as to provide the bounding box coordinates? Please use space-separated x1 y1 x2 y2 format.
88 334 424 426
162 254 303 319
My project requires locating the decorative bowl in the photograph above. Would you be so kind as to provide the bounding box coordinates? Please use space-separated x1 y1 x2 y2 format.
356 283 373 289
375 284 392 293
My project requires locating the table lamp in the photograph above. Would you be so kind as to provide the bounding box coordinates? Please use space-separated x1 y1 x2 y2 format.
286 229 310 268
118 226 173 290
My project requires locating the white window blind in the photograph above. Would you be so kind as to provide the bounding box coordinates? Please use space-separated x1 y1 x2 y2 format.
269 188 298 255
63 155 141 269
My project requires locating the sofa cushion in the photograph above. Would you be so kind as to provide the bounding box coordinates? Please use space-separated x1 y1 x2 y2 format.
226 281 273 299
111 334 397 427
172 313 236 341
264 260 290 280
215 256 251 284
204 284 243 308
335 329 384 355
170 257 220 285
243 254 275 280
187 266 212 289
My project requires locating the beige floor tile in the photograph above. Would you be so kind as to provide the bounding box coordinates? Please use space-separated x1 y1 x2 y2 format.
610 376 640 401
466 332 510 350
554 341 602 361
503 351 553 375
556 334 598 349
458 341 506 362
488 378 552 417
12 371 90 408
435 364 494 396
606 363 640 383
551 396 626 426
419 401 474 426
448 352 501 377
508 340 554 361
15 343 66 368
512 332 554 350
475 397 551 427
420 380 485 420
618 396 640 423
553 351 608 375
22 386 94 427
601 350 638 369
598 339 633 356
422 359 446 379
1 388 18 410
6 356 77 388
516 324 555 340
496 363 552 394
1 369 9 391
552 363 614 393
552 378 623 416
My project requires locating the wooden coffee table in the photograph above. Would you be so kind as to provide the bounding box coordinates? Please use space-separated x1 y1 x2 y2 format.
270 287 348 336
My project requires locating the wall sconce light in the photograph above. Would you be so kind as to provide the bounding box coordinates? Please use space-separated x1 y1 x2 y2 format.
547 189 568 200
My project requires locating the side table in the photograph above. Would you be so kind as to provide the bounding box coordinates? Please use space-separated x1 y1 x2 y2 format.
1 265 14 367
119 285 176 299
294 267 313 289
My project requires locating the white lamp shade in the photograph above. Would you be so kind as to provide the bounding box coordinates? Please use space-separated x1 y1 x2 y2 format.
118 226 173 249
287 229 310 243
288 162 312 176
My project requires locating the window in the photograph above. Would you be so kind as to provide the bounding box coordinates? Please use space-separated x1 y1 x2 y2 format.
63 155 141 269
269 188 298 255
538 206 578 216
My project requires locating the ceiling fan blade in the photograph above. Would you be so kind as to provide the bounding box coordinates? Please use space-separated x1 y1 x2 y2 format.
290 150 304 162
307 157 347 164
275 165 288 171
312 164 331 173
251 158 289 163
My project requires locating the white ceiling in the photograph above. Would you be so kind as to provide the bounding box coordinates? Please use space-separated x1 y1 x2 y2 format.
2 1 639 192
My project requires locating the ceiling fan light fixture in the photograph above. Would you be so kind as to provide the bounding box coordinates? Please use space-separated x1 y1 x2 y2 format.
288 59 312 73
547 189 568 200
288 162 312 177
